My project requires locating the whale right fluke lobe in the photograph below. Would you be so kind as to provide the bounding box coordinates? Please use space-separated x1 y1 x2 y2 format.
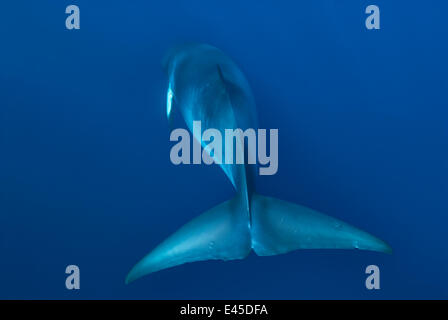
250 194 392 256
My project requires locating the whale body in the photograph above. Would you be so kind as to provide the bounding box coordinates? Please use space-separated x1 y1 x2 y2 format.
125 43 391 284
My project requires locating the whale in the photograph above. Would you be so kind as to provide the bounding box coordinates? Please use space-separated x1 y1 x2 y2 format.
125 43 392 284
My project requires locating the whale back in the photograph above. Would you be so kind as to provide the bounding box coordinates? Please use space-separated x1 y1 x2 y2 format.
166 44 258 209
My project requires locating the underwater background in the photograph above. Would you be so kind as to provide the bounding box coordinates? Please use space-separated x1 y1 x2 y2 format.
1 1 447 299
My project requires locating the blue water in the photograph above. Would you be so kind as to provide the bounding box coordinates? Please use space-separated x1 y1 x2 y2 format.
1 1 447 299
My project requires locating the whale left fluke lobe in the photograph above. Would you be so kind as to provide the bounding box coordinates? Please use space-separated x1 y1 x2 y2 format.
125 196 251 284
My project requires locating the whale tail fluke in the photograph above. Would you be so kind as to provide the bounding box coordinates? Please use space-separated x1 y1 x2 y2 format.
126 193 391 283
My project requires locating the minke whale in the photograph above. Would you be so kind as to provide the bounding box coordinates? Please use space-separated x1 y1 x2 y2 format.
125 43 392 284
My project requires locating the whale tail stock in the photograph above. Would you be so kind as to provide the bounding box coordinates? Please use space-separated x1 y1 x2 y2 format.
125 193 392 284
